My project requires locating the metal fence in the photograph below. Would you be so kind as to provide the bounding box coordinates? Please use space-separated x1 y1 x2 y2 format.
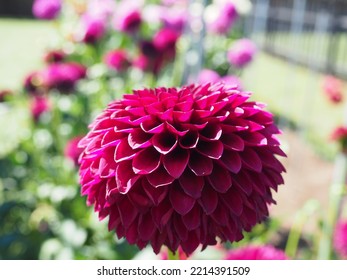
247 0 347 79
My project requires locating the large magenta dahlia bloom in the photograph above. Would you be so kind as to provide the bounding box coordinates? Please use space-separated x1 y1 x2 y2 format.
78 83 286 255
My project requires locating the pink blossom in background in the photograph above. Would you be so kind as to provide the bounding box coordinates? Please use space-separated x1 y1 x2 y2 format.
227 39 257 68
153 28 180 61
44 50 66 64
330 126 347 153
208 1 238 34
160 7 188 33
42 62 87 93
333 220 347 258
78 83 286 255
225 245 288 260
64 136 84 166
31 96 51 121
322 75 343 104
104 50 131 72
32 0 62 20
330 126 347 142
81 15 107 44
114 9 142 33
197 71 243 91
220 75 243 90
197 69 220 84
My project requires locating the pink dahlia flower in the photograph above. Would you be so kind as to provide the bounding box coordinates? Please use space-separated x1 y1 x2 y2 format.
331 126 347 153
32 0 62 20
78 83 286 255
197 69 220 84
220 75 243 90
104 50 131 72
31 96 51 121
322 75 343 104
334 220 347 258
153 28 180 61
115 10 142 33
42 62 87 93
225 245 288 260
227 39 257 68
209 2 238 35
65 136 84 166
81 15 107 44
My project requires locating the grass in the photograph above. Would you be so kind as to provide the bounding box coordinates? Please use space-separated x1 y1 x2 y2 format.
242 51 344 159
0 18 55 90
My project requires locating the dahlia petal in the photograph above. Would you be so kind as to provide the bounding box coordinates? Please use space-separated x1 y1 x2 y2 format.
219 150 242 173
195 91 220 109
157 108 174 122
179 130 199 149
114 138 138 162
180 231 200 255
256 148 286 172
163 148 190 178
132 147 161 174
138 213 156 240
166 122 188 136
173 215 188 241
211 99 229 114
152 131 178 154
146 166 175 187
170 184 195 215
200 123 222 141
222 133 245 151
196 140 223 159
151 231 167 254
142 179 168 205
152 199 174 228
128 128 152 149
178 168 204 198
188 151 213 176
193 109 212 118
250 111 273 125
221 189 244 216
247 121 265 132
199 185 218 214
125 220 139 244
140 119 165 134
98 153 117 178
116 161 138 194
173 109 193 122
182 205 201 230
233 171 253 196
211 205 228 226
241 148 262 172
101 130 123 148
125 106 146 117
208 167 232 193
118 198 138 228
241 131 268 146
108 206 121 231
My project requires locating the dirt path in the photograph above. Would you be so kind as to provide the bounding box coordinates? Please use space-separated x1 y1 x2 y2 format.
270 129 335 230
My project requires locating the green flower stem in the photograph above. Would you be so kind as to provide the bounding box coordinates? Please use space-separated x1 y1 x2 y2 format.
285 200 319 258
167 250 180 260
318 154 347 259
